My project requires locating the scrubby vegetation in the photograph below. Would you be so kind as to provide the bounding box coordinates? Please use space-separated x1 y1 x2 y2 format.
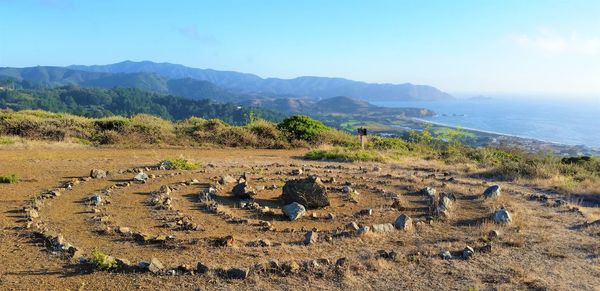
0 109 597 196
0 173 18 184
0 109 351 148
0 86 282 124
160 157 200 170
90 250 118 270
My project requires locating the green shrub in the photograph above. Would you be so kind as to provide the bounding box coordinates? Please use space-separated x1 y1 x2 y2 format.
90 250 118 270
0 174 18 184
277 115 328 141
0 136 15 145
160 157 200 170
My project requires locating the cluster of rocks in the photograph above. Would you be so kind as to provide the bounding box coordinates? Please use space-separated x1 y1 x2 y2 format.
149 185 173 210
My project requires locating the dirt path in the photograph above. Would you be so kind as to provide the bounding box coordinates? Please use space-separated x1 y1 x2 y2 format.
0 147 598 290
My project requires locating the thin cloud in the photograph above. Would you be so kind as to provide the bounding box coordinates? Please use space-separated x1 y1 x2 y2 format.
510 29 600 55
178 25 217 44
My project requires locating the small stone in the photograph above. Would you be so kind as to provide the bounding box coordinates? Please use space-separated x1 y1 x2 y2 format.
342 186 353 193
219 175 237 185
282 202 306 221
394 214 413 231
304 231 318 245
326 213 335 220
463 246 475 259
89 195 102 206
90 169 107 179
488 230 500 239
347 222 360 231
422 187 437 197
282 261 300 274
371 223 395 233
492 207 512 224
483 185 501 199
196 262 209 274
134 172 149 182
290 168 303 176
357 226 370 236
226 267 249 279
148 258 164 274
216 235 235 247
479 244 493 253
439 250 452 260
358 208 373 216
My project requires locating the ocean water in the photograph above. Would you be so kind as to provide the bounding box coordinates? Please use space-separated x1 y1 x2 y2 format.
372 98 600 148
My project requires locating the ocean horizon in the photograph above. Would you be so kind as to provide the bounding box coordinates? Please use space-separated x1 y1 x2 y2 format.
373 98 600 149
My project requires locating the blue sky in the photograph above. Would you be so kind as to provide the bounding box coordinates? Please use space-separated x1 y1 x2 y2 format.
1 0 600 98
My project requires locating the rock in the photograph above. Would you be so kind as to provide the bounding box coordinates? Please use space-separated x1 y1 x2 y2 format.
226 267 249 279
376 250 397 260
304 231 318 245
492 207 512 224
158 160 174 170
134 172 149 182
391 199 404 210
371 223 395 233
148 258 164 274
335 257 347 267
232 182 256 199
357 226 370 236
326 213 335 220
484 185 501 199
394 214 413 231
219 175 236 185
117 226 131 235
342 186 353 193
116 258 134 271
216 235 235 247
25 208 39 219
439 250 452 260
281 176 329 209
422 187 437 197
463 246 475 259
90 169 107 179
89 195 102 206
196 262 209 274
290 168 303 176
358 208 373 216
479 244 493 253
488 230 500 239
282 261 300 274
347 222 360 231
282 202 306 221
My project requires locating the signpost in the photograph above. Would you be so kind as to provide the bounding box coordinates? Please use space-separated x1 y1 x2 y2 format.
357 127 367 149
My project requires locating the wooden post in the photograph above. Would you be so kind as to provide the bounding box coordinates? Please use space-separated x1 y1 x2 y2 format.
357 127 367 149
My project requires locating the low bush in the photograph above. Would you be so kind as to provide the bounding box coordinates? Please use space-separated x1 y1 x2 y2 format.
160 157 200 170
90 250 118 270
0 174 18 184
277 115 328 141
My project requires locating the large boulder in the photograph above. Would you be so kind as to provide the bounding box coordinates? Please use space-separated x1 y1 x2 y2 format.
484 185 501 199
281 176 329 209
282 202 306 221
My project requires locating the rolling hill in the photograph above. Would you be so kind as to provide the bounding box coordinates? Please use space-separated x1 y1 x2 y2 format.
69 61 453 101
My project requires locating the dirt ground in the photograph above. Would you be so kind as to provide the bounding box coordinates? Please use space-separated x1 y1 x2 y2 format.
0 146 598 290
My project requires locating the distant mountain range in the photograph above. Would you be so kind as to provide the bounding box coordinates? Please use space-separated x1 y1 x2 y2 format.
68 61 452 101
0 61 447 119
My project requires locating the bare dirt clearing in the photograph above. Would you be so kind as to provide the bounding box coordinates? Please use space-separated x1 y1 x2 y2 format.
0 147 598 290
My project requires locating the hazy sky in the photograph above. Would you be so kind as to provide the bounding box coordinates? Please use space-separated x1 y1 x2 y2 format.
1 0 600 98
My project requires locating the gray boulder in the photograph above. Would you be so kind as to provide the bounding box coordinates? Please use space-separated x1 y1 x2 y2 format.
394 214 413 231
422 187 437 197
484 185 501 199
90 169 107 179
282 202 306 221
134 172 149 182
281 176 329 209
219 175 236 185
492 207 512 224
371 223 395 233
